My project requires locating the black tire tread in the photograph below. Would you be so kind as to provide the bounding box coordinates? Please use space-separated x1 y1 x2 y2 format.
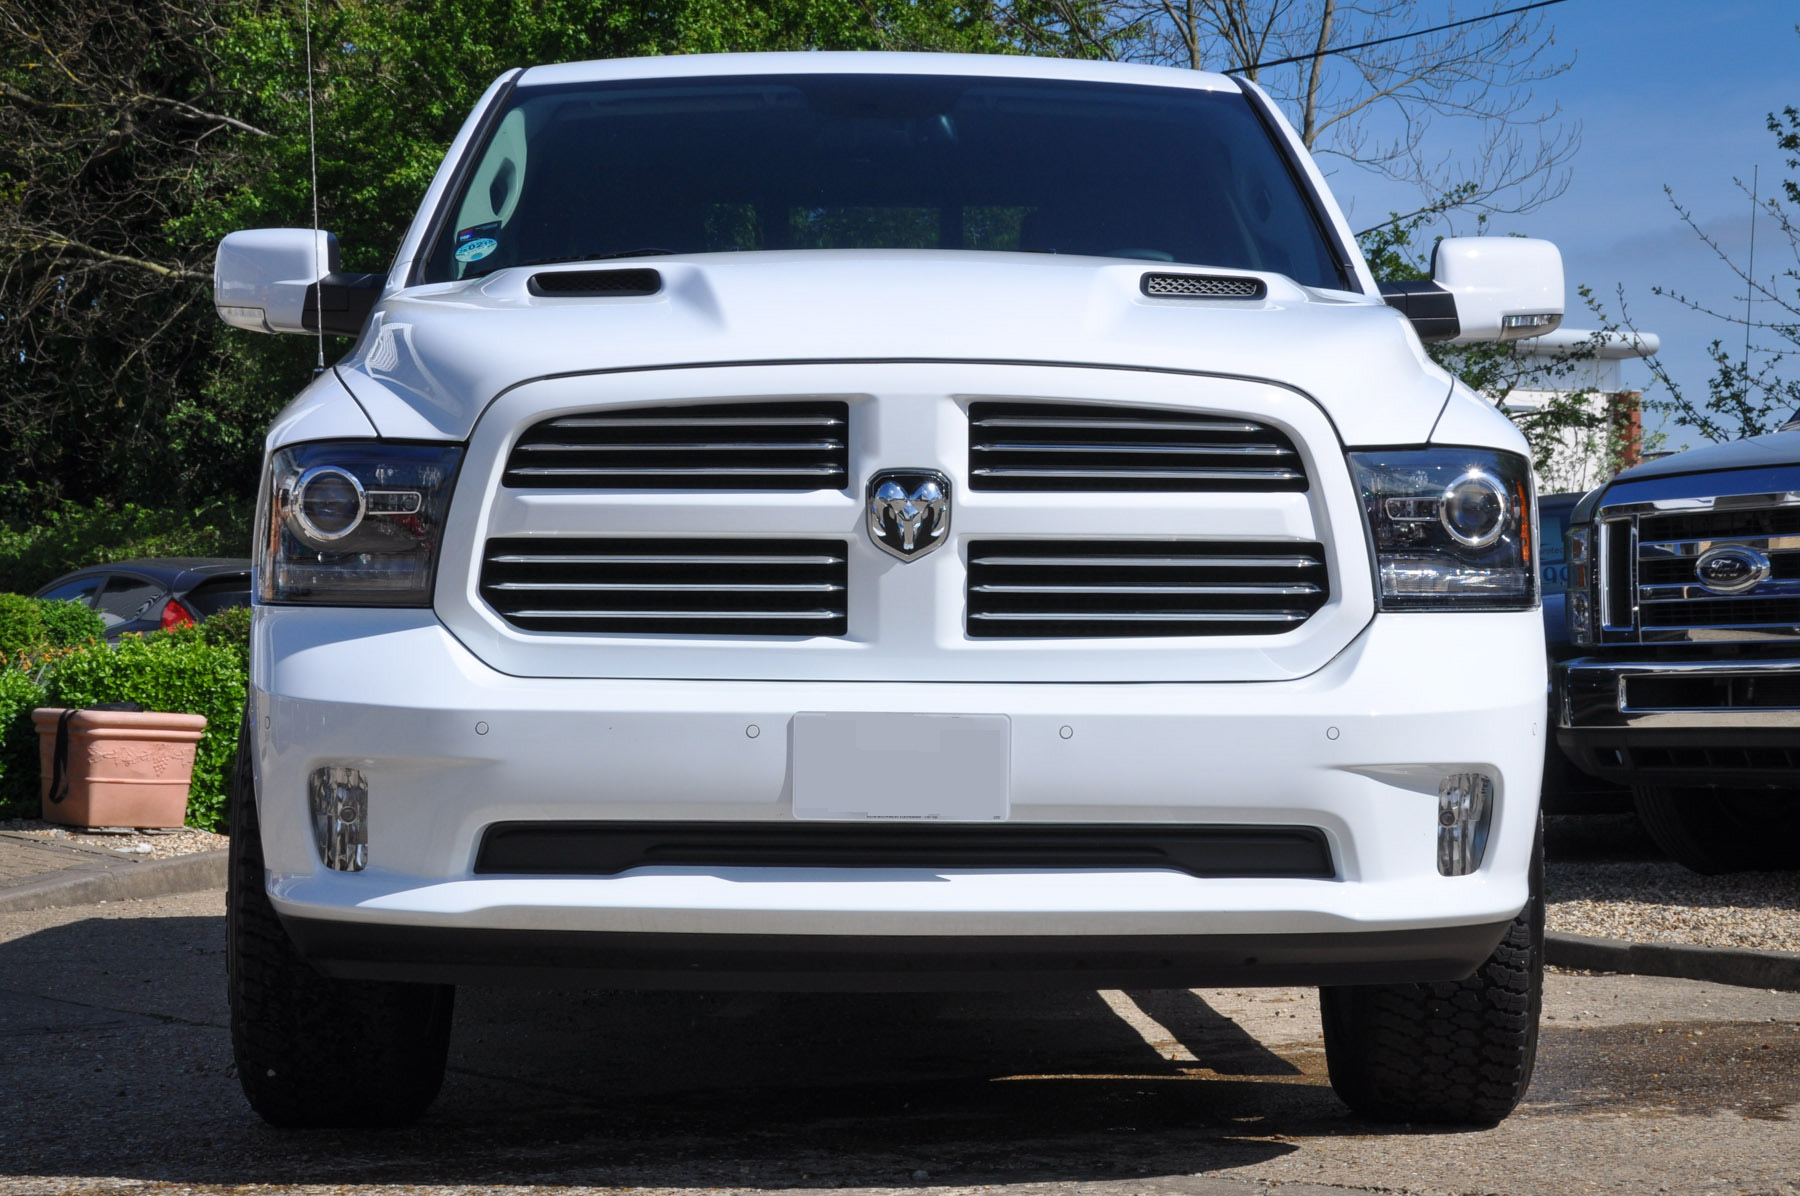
227 717 454 1127
1319 819 1543 1125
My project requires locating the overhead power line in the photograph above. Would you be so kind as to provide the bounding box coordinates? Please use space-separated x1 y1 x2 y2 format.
1230 0 1570 73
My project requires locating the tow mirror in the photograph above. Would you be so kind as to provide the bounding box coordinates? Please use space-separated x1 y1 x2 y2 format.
214 228 384 338
1378 237 1564 345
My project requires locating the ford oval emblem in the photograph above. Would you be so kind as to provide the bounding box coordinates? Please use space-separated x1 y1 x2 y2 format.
1694 545 1771 595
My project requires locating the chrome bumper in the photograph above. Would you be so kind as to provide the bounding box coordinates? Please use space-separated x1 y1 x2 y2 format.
1557 655 1800 730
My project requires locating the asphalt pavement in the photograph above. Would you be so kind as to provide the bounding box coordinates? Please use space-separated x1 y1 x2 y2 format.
2 888 1797 1196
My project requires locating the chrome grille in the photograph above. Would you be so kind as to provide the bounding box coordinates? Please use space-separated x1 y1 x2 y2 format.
968 402 1306 492
480 538 848 636
504 400 848 490
1141 273 1265 299
966 540 1328 638
1599 503 1800 642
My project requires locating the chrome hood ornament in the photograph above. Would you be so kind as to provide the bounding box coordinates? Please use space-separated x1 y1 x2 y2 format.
867 469 951 561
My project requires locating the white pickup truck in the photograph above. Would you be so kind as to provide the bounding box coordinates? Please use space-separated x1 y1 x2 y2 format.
215 51 1563 1128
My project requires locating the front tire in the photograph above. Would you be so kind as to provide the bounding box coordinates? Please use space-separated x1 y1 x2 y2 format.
1632 784 1800 874
227 716 454 1127
1319 819 1543 1126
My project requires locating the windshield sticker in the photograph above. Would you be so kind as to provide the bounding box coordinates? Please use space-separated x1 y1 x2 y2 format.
454 237 498 264
457 220 501 245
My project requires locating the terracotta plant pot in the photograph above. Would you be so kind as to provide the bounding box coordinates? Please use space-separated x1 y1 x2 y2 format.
32 707 208 829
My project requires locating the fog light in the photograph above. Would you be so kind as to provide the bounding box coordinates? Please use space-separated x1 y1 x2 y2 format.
1437 772 1493 876
309 766 367 872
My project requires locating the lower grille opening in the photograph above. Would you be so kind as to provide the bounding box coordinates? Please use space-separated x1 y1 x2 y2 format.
475 822 1335 879
1626 673 1800 710
1623 744 1800 773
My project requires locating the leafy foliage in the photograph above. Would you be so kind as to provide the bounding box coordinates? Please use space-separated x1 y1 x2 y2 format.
0 499 251 594
0 667 48 815
0 0 1099 532
43 630 248 831
0 593 48 661
200 603 252 667
34 599 106 648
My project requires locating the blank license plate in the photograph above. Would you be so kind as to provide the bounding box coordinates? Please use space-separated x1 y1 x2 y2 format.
792 712 1011 821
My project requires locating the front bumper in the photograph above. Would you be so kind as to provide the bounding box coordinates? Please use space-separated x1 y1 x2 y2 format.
252 605 1544 986
1557 655 1800 786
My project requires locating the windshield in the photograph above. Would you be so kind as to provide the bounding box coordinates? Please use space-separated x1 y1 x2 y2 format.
422 73 1348 288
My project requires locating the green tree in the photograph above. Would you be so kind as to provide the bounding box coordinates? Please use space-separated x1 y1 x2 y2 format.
1 0 1099 552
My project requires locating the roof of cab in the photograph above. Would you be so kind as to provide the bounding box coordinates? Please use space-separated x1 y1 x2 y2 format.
516 51 1242 94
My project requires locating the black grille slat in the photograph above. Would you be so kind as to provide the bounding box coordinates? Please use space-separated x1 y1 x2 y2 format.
968 402 1306 493
1639 507 1800 541
505 401 849 490
967 540 1328 638
481 538 847 636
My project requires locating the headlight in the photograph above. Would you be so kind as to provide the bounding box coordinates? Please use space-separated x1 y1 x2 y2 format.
258 441 463 605
1566 523 1594 645
1347 448 1535 610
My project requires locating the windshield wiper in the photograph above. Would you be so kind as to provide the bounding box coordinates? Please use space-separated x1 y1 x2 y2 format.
466 248 678 279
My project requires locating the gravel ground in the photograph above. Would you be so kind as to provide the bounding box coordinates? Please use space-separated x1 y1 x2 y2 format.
0 817 224 861
1546 858 1800 952
1542 813 1800 953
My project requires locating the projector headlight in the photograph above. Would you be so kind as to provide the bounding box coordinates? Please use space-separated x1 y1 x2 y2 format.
1348 448 1536 610
258 441 463 606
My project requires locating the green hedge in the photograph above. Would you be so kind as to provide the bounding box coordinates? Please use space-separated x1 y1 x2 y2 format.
0 668 49 814
0 594 46 661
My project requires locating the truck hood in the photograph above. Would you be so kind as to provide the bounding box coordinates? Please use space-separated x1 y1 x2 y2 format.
1615 427 1800 483
332 251 1454 447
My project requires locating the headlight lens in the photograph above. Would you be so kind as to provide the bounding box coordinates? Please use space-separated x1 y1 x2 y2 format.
1566 523 1594 645
258 441 463 605
1348 448 1535 610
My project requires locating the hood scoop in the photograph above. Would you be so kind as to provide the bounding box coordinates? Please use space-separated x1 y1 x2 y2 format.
1141 272 1265 300
528 268 663 298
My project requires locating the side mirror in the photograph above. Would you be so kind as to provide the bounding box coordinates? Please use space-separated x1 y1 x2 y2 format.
214 228 384 337
1378 237 1564 345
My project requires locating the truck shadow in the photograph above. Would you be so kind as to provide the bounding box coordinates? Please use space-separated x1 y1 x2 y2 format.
1 911 1322 1187
15 908 1791 1189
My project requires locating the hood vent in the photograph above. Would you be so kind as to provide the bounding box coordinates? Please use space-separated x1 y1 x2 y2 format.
967 539 1328 638
505 400 849 490
480 537 849 636
527 268 662 297
1142 273 1265 299
969 401 1306 493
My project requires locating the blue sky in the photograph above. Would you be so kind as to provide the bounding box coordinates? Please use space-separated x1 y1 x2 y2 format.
1317 0 1797 451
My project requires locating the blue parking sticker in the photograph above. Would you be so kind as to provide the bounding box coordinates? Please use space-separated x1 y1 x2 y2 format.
455 237 498 263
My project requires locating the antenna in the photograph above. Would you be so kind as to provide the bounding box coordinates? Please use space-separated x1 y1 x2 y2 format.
305 0 324 374
1744 164 1758 394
